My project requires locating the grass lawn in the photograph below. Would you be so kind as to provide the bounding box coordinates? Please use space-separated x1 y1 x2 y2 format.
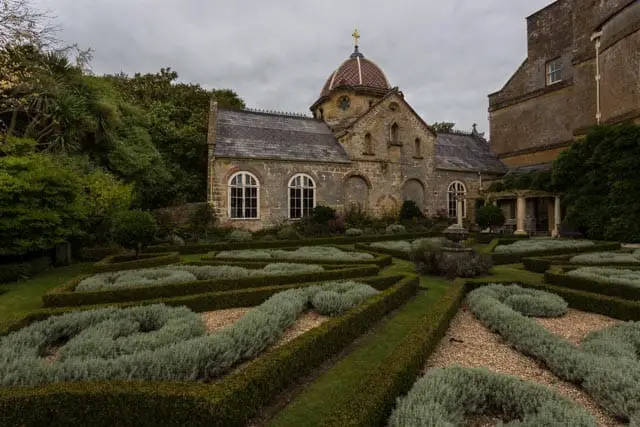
268 260 544 427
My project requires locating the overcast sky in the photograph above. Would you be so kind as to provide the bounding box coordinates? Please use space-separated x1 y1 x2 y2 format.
36 0 552 136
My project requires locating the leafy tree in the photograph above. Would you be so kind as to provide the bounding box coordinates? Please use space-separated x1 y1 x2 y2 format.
0 137 86 256
431 122 455 133
552 123 640 242
475 204 505 232
399 200 424 220
111 210 157 257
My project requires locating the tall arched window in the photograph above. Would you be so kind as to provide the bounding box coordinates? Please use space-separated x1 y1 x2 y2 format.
364 133 373 154
228 172 259 219
447 181 467 218
390 123 399 145
288 174 315 219
414 138 422 157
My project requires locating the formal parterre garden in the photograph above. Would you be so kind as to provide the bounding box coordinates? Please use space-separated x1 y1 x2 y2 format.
1 237 639 426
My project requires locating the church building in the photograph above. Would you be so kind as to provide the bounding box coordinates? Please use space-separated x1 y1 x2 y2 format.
206 32 506 230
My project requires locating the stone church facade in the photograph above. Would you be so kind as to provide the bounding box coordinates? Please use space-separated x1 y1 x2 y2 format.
206 41 505 231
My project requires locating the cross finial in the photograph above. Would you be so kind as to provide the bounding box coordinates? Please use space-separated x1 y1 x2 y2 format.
352 28 360 47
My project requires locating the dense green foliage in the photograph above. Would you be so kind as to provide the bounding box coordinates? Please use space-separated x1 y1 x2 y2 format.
399 200 423 221
110 210 157 256
553 124 640 242
467 284 640 424
475 204 505 231
390 366 595 426
0 280 379 386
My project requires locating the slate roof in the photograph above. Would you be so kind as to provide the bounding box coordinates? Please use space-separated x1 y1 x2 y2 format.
435 132 507 175
214 109 350 163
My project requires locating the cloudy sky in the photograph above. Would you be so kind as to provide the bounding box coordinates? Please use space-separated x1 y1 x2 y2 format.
36 0 552 136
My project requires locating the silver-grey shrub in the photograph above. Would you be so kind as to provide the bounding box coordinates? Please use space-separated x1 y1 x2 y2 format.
215 246 374 262
389 366 596 427
466 284 640 424
76 263 325 291
493 239 595 254
567 266 640 289
385 224 407 235
570 250 640 265
370 238 448 254
0 281 379 386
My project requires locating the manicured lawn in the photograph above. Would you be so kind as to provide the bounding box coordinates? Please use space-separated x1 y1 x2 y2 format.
268 261 544 427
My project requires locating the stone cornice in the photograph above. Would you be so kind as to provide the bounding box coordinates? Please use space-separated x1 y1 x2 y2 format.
489 79 573 112
496 140 574 159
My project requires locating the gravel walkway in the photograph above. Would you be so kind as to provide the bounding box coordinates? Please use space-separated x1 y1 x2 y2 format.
426 306 623 427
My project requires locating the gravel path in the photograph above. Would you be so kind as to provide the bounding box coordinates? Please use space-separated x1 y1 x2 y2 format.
426 306 623 427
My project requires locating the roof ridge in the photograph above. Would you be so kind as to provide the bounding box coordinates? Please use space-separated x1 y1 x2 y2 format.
224 107 313 119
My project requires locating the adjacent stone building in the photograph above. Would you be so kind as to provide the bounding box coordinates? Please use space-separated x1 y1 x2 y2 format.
206 37 505 230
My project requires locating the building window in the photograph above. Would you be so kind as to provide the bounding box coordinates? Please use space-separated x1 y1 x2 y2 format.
447 181 467 218
546 58 562 85
390 123 400 145
364 133 373 154
228 172 259 219
414 138 422 157
288 174 316 219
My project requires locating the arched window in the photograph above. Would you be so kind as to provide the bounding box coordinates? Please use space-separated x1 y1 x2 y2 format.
447 181 467 218
288 174 316 219
390 123 400 145
414 138 421 157
228 172 259 219
364 133 373 154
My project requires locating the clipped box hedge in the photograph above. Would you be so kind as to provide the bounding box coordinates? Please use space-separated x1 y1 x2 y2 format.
2 275 404 337
42 264 380 308
92 252 181 273
317 282 466 426
489 240 621 264
144 232 440 255
203 248 392 268
0 274 419 427
544 269 640 301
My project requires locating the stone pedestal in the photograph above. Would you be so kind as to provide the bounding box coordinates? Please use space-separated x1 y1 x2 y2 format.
443 223 469 248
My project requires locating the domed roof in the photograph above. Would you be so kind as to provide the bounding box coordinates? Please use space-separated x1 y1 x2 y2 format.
319 46 391 98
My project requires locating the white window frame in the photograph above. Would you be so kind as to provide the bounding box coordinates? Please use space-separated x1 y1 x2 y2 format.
288 173 316 220
447 181 467 219
228 171 260 220
546 58 562 85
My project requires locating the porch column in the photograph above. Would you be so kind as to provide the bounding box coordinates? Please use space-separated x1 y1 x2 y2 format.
552 196 562 237
456 199 463 226
515 196 527 236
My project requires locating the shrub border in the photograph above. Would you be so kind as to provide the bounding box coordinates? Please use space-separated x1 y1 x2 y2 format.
544 269 640 301
42 265 380 308
489 240 621 264
144 232 441 255
203 247 392 268
0 274 419 427
92 252 181 273
354 242 411 260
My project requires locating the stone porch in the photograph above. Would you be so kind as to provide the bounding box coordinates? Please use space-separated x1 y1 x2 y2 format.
485 190 563 237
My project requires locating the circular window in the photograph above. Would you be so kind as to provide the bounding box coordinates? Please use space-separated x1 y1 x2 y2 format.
338 96 350 111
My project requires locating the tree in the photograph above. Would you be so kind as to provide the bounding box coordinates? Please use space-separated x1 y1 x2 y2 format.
552 123 640 242
111 210 157 257
431 122 455 133
475 204 505 232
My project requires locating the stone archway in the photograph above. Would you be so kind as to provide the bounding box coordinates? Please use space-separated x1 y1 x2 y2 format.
402 179 426 209
344 175 369 212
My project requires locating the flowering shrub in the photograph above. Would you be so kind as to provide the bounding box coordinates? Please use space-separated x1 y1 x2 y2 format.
227 230 253 242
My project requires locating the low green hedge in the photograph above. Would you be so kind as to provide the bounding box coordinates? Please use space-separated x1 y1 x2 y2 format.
490 241 621 265
144 232 440 255
0 257 51 284
203 249 392 268
42 265 380 308
544 270 640 301
0 274 419 427
476 234 528 244
317 283 466 426
522 254 575 273
2 275 403 336
92 252 181 273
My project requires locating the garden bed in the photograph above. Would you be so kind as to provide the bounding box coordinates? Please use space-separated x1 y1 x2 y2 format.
354 237 448 260
488 239 621 264
0 274 419 427
92 252 181 273
203 246 391 267
42 263 381 308
545 266 640 301
388 284 639 426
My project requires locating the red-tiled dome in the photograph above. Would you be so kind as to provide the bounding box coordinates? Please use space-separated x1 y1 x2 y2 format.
320 47 391 98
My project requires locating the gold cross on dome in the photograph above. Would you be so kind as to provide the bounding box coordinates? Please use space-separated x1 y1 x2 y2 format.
352 28 360 46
